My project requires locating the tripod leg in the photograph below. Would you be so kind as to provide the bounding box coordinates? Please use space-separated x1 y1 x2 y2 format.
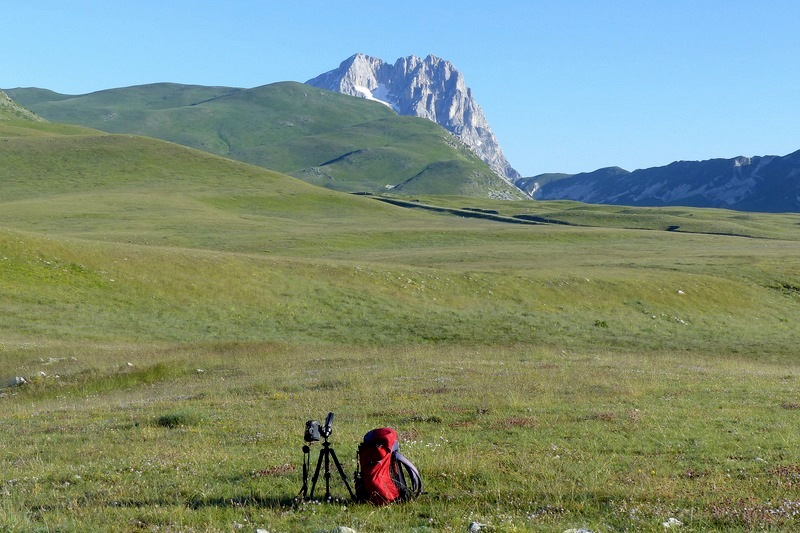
308 447 325 499
299 445 311 499
324 445 332 501
329 447 355 500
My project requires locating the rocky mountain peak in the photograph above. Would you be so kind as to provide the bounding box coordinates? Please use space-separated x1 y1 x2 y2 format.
307 53 521 185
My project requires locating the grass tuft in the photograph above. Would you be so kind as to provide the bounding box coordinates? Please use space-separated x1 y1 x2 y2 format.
155 409 203 429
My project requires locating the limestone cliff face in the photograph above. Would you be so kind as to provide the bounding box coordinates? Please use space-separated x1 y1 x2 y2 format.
307 53 521 184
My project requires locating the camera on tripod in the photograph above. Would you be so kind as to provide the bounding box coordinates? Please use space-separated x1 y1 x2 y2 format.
298 411 354 502
304 412 334 442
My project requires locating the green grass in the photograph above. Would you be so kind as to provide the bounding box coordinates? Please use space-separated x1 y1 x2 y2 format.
2 344 800 531
2 119 800 530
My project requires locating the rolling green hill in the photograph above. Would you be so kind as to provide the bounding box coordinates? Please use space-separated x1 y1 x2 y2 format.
6 82 524 198
1 110 799 351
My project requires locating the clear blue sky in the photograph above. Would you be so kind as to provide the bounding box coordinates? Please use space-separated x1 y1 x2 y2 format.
4 0 799 176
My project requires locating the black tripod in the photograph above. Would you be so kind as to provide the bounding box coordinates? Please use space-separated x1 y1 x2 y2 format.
299 436 355 501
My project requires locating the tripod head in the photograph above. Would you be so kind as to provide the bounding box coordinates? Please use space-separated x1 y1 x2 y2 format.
304 411 335 442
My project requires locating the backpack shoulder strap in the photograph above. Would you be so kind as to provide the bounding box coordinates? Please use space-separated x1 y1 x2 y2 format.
393 450 423 499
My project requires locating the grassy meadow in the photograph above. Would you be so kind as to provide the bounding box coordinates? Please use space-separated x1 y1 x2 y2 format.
2 122 800 531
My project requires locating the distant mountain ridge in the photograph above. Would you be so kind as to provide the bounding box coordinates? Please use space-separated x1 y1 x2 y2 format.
307 53 521 185
524 150 800 212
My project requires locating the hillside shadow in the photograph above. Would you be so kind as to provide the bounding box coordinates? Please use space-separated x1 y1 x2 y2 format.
370 196 562 225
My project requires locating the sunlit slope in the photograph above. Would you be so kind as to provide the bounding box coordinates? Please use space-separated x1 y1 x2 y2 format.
3 220 800 354
0 118 101 138
1 120 799 355
7 82 523 198
0 131 431 251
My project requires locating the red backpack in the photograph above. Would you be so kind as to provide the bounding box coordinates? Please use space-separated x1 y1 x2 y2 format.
354 427 423 505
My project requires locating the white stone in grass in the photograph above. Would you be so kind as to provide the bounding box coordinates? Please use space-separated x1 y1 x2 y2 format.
662 517 682 528
4 376 27 388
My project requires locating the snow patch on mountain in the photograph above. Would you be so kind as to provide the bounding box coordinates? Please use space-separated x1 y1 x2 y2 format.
353 83 399 111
